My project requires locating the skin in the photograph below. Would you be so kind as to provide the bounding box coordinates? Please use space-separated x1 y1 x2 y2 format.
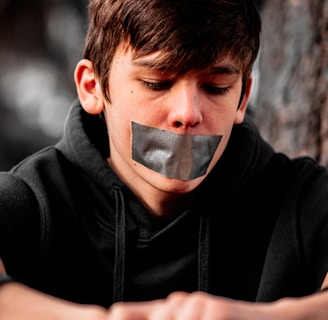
1 42 328 319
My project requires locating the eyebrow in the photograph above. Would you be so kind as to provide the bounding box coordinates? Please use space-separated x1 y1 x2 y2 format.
207 65 240 75
133 59 240 75
132 59 165 70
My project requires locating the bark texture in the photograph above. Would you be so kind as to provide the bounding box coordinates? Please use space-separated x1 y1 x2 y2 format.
254 0 328 167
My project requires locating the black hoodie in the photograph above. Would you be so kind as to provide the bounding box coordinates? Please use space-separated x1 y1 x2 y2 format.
1 100 328 308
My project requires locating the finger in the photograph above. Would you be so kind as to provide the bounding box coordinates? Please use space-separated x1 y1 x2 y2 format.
176 292 204 320
148 292 189 320
107 299 164 320
148 292 201 320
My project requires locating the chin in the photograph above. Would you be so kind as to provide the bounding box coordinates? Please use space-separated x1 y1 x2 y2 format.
154 174 205 194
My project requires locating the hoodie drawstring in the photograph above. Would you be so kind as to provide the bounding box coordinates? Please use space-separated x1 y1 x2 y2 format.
112 186 211 301
198 213 210 292
113 186 127 303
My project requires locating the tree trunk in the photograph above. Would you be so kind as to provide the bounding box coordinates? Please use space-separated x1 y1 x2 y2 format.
253 0 328 167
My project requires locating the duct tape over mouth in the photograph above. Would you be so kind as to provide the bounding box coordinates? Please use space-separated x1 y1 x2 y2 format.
132 122 222 180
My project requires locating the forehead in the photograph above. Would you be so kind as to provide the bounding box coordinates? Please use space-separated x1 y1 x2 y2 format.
115 42 241 75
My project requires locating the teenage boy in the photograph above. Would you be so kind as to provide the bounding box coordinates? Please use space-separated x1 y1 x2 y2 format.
1 0 328 319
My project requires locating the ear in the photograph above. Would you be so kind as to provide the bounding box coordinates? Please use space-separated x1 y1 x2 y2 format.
234 77 253 124
74 59 105 114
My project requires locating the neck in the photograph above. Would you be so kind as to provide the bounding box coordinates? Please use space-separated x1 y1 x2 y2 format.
107 158 196 218
135 187 195 218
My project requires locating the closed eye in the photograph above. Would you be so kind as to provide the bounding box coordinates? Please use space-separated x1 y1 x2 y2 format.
142 80 172 91
202 84 230 95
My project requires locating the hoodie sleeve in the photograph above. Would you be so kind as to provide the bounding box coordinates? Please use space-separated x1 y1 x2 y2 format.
297 159 328 291
0 172 41 281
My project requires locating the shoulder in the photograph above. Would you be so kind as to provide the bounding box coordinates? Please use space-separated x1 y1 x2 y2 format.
257 151 327 185
0 145 78 244
290 156 328 216
283 154 328 194
269 154 328 240
0 171 38 211
270 153 328 204
0 171 40 247
0 146 72 218
7 146 74 189
10 146 68 173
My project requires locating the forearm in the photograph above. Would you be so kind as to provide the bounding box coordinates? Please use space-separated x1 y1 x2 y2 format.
0 281 106 320
272 291 328 320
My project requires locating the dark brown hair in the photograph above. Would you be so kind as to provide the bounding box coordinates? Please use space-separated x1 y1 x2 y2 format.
83 0 261 101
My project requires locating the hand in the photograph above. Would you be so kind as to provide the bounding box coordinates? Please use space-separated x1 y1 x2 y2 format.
106 290 328 320
106 291 274 320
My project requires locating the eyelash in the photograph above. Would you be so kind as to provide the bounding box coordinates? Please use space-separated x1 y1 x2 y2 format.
202 84 230 95
142 81 171 91
142 81 230 95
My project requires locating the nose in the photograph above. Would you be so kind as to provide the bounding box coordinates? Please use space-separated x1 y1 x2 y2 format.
167 83 203 131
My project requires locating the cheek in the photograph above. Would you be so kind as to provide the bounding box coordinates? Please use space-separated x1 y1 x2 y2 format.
107 116 133 161
103 101 130 147
207 108 237 136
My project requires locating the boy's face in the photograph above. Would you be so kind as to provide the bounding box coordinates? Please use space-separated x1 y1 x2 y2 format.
102 43 250 194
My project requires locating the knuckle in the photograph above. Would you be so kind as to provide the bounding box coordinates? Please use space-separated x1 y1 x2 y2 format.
189 291 208 303
109 302 127 317
167 291 188 301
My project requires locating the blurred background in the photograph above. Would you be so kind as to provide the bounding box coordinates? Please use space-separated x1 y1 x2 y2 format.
0 0 88 170
0 0 327 171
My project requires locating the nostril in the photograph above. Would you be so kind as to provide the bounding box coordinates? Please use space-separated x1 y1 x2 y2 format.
173 120 200 129
174 121 183 128
190 121 199 128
